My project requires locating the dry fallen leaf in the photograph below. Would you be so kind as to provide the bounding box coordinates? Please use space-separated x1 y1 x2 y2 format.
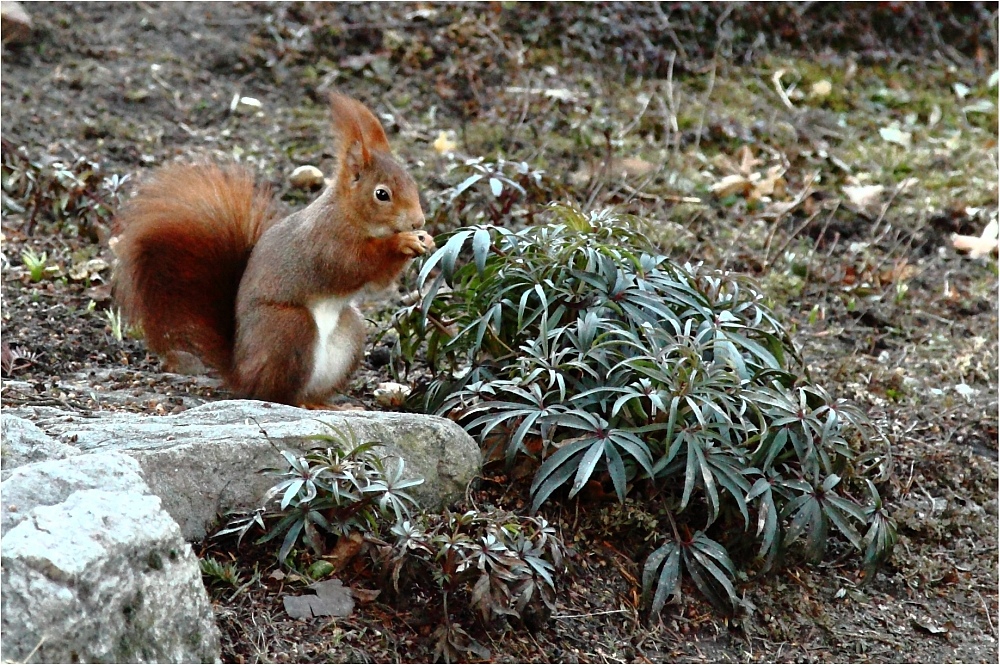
910 615 954 636
374 381 412 407
283 578 355 620
879 259 920 285
879 125 912 148
570 156 658 184
809 80 833 99
710 173 753 198
350 588 382 604
614 157 656 178
326 531 365 571
952 217 999 258
736 145 762 175
709 148 786 202
543 87 576 102
433 131 458 154
84 283 113 304
69 258 109 282
954 383 978 400
753 165 787 200
842 184 885 215
503 86 579 103
962 99 995 114
927 104 942 128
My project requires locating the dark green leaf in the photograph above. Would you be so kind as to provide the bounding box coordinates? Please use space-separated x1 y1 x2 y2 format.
569 440 605 498
473 227 492 274
643 541 681 616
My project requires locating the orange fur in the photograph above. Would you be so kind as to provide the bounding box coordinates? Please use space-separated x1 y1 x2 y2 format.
112 163 276 376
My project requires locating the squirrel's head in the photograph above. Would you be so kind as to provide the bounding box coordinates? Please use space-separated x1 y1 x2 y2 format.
329 93 425 237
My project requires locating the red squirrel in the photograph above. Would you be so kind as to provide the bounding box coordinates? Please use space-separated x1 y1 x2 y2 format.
111 93 434 407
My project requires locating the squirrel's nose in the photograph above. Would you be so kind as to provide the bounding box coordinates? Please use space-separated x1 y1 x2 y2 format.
410 210 426 230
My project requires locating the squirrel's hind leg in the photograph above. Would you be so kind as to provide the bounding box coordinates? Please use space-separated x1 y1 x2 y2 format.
231 303 317 405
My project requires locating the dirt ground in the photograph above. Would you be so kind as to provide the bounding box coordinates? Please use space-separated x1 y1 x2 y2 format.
2 3 997 663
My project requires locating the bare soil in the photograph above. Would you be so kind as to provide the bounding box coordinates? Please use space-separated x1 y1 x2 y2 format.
2 3 997 663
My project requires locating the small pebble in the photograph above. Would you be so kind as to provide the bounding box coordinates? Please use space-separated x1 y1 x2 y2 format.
289 165 325 190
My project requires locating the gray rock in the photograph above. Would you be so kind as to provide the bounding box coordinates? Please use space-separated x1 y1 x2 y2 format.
1 488 220 664
0 0 32 45
1 451 146 536
1 414 80 479
9 400 481 540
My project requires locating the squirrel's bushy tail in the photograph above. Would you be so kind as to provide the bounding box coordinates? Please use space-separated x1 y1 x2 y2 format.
111 162 276 374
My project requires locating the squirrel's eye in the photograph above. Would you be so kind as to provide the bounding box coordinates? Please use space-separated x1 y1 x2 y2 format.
374 187 391 202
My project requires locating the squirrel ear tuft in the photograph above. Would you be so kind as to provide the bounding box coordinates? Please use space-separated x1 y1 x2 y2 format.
329 92 391 153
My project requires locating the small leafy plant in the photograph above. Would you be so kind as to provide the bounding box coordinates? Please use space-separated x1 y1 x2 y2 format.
199 555 262 603
0 344 39 376
430 156 548 229
104 307 126 341
102 306 143 342
379 509 565 662
2 145 129 239
214 424 567 659
394 204 896 616
20 248 50 282
200 555 244 589
218 424 423 564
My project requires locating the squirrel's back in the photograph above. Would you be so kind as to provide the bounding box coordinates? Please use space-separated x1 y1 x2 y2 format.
111 162 277 374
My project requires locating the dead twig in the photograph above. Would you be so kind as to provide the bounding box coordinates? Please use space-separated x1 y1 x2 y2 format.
693 54 718 154
760 171 820 268
975 589 998 637
660 51 681 162
553 609 631 620
767 200 839 271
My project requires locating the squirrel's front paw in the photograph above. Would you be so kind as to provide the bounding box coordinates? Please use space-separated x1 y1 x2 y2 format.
400 230 435 257
417 230 436 252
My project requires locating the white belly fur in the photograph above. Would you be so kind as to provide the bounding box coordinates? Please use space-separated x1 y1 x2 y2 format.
304 296 357 397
